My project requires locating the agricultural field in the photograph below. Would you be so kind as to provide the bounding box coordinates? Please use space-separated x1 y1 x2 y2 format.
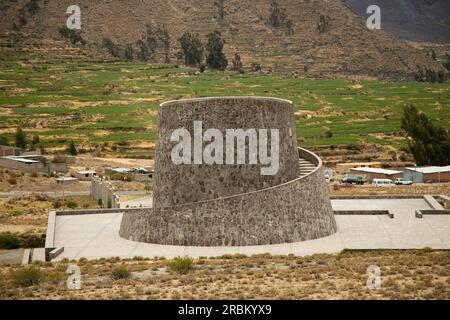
0 49 449 158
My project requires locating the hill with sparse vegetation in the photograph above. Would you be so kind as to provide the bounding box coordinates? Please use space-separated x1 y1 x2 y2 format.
0 0 446 80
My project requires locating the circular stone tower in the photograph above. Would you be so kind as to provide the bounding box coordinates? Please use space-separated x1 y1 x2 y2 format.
119 97 337 246
153 97 300 208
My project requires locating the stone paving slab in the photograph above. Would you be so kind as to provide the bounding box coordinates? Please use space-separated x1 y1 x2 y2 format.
0 249 24 265
52 198 450 261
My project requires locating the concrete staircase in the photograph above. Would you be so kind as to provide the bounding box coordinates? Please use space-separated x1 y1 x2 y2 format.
299 158 317 178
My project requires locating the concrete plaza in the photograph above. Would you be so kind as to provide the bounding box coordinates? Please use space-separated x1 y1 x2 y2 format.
50 198 450 261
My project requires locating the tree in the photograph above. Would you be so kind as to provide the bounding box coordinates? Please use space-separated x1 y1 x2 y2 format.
178 32 204 66
39 144 45 155
285 19 294 35
29 134 40 151
401 105 450 166
102 38 120 58
136 40 149 61
443 55 450 72
124 44 134 60
317 15 331 34
68 140 78 156
145 24 159 60
214 0 225 20
0 135 9 146
267 1 294 35
58 27 85 46
268 1 287 28
415 66 446 83
26 0 39 16
206 31 228 70
32 134 40 145
232 53 244 73
15 127 27 149
157 25 171 63
430 49 437 61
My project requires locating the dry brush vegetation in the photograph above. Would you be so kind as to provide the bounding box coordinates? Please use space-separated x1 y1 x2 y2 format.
0 250 448 300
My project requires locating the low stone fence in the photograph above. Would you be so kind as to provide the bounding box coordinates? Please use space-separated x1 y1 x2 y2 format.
90 176 120 209
334 210 394 219
415 209 450 219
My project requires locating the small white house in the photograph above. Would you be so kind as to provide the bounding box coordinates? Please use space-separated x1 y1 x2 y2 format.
74 170 97 180
56 177 79 185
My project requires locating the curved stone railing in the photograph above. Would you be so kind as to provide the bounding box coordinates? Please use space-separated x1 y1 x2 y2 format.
119 147 337 246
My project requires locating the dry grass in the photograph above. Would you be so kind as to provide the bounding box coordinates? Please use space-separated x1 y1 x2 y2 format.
0 250 448 300
0 195 100 234
0 170 90 193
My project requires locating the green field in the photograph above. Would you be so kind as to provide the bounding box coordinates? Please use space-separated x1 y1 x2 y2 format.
0 50 449 156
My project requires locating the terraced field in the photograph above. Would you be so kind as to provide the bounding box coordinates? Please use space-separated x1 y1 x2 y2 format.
0 49 449 157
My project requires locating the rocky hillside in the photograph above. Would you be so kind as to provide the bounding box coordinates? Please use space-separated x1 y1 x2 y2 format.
345 0 450 43
0 0 445 80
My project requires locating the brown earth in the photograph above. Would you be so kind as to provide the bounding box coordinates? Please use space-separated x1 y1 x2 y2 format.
0 0 445 80
0 195 100 234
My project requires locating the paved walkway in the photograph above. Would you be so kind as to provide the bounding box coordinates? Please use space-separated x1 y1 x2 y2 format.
52 199 450 260
0 249 24 264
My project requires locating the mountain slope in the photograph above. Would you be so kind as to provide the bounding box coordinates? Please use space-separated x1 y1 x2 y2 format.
345 0 450 43
0 0 445 80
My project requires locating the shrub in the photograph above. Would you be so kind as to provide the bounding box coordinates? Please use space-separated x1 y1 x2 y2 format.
25 0 39 16
251 62 261 72
232 53 244 73
15 126 27 149
65 200 78 209
168 256 194 274
268 0 294 34
0 135 9 145
7 177 17 185
102 38 121 58
323 128 333 138
13 266 42 287
52 155 67 163
109 173 126 181
317 15 331 34
0 233 21 249
415 67 446 83
111 266 131 280
53 200 62 209
67 140 77 156
58 26 85 46
20 234 45 248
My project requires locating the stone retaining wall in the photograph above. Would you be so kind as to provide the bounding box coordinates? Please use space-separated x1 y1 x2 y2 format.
120 147 337 246
90 176 120 209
